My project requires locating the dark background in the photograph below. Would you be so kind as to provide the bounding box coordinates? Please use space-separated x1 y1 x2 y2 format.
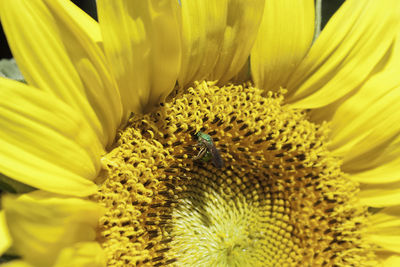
0 0 344 59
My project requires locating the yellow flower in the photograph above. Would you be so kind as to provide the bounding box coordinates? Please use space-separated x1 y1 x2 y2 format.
1 0 400 266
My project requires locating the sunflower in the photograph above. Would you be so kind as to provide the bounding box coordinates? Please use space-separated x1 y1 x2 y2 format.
1 0 400 266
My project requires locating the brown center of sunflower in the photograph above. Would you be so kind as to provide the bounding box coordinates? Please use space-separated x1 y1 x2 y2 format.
93 81 375 266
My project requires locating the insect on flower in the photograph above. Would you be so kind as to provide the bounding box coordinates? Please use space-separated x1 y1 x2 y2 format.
193 131 224 168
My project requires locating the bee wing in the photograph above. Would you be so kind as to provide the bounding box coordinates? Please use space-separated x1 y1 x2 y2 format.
203 141 224 168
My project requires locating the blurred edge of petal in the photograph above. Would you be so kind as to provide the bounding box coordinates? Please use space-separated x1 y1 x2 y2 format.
2 191 105 267
350 147 400 185
358 181 400 208
251 0 315 93
0 243 105 267
0 78 101 196
382 255 400 267
53 242 106 267
97 0 181 116
367 206 400 253
286 0 400 109
0 210 12 256
0 0 122 147
0 260 33 267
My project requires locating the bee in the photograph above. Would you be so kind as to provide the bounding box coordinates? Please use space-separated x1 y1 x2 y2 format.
193 131 224 168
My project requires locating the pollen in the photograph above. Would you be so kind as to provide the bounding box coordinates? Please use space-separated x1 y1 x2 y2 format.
93 81 376 266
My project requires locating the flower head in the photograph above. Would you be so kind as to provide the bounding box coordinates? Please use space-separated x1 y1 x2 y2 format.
1 0 400 266
95 81 375 266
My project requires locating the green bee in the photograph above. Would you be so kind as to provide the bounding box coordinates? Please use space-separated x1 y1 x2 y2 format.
193 131 224 168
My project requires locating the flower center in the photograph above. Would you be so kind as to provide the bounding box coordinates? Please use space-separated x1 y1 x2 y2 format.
93 81 375 266
166 164 296 266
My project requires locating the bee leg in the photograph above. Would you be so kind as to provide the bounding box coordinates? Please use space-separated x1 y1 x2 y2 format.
193 146 207 160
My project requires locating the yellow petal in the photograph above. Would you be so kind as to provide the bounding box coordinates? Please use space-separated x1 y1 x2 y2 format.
367 207 400 253
286 0 400 108
251 0 314 92
333 85 400 171
3 191 104 267
178 0 227 87
52 1 103 47
0 0 122 147
351 155 400 185
327 28 400 149
383 255 400 267
306 31 400 207
0 210 12 255
324 32 400 174
53 242 106 267
45 0 102 47
97 0 181 115
180 0 265 87
43 0 123 147
359 182 400 207
209 0 265 84
321 72 400 156
0 78 102 196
